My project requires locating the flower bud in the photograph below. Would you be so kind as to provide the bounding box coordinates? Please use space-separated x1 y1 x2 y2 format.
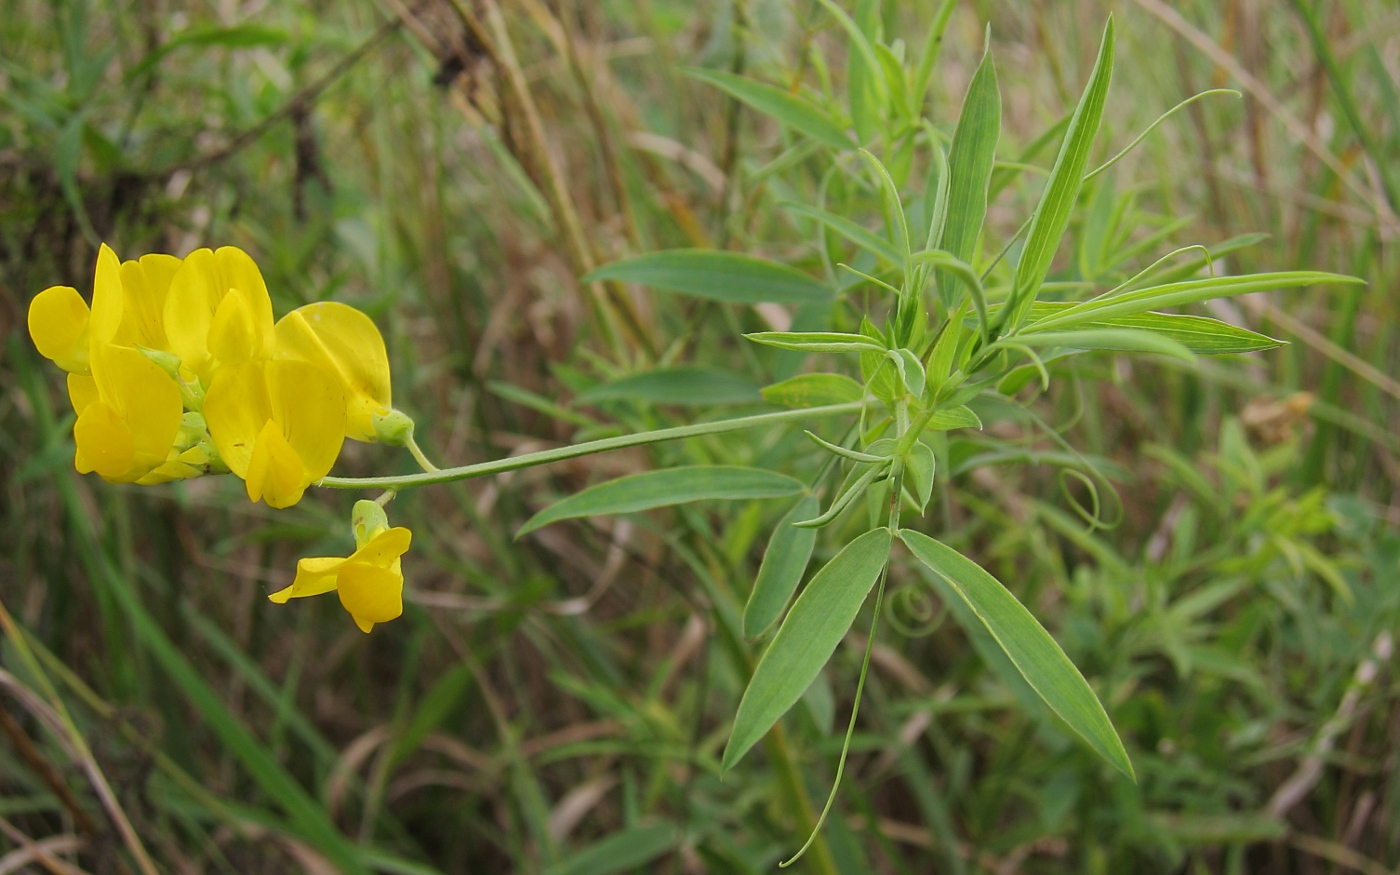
352 499 390 547
371 408 416 447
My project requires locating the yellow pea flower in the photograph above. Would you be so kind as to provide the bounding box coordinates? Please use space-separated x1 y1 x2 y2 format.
28 244 182 374
269 522 411 633
164 246 276 382
68 344 184 483
274 301 392 442
204 359 346 508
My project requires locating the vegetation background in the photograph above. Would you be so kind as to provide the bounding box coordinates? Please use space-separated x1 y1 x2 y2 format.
1 0 1398 873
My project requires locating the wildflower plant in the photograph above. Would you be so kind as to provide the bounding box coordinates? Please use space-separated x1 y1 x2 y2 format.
22 9 1364 866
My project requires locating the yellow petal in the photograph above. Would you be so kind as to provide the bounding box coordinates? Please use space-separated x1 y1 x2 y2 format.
164 248 219 378
74 400 135 480
246 419 307 507
266 360 345 483
28 286 91 374
67 374 98 414
269 556 347 603
164 247 273 380
91 344 183 472
336 561 403 632
204 361 273 478
89 244 123 346
349 526 412 568
117 253 180 350
275 302 392 442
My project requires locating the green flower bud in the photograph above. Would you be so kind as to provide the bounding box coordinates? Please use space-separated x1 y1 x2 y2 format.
372 408 416 447
352 499 390 547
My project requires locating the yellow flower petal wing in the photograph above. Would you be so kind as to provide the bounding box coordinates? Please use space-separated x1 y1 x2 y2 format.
28 286 91 374
204 361 273 478
266 360 345 483
336 561 403 632
275 302 392 442
269 556 348 603
73 400 134 479
164 246 274 380
81 344 183 482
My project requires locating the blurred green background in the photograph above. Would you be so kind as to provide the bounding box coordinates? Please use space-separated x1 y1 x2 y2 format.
1 1 1397 873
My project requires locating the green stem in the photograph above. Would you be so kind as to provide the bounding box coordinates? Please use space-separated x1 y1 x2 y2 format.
405 433 440 473
316 402 864 492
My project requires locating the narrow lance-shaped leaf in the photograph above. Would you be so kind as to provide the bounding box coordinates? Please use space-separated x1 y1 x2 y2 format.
1002 17 1115 333
685 68 855 151
1021 304 1281 354
761 373 865 408
746 331 886 353
1021 271 1363 333
899 530 1134 779
723 528 893 770
743 494 821 639
518 467 804 537
1009 328 1195 362
584 250 832 305
938 32 1001 309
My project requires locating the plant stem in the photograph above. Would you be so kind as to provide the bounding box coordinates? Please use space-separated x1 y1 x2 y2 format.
317 402 863 492
405 433 440 472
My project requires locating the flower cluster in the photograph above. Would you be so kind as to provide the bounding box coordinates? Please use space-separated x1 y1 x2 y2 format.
28 244 413 631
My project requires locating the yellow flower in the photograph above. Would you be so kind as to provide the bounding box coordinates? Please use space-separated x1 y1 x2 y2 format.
164 246 275 382
204 359 346 508
269 525 411 633
68 344 184 483
274 301 392 442
28 243 182 374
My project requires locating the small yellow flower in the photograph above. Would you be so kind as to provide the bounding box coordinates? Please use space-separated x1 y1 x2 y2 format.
28 243 182 375
274 301 392 442
203 359 346 508
164 246 275 382
69 344 184 483
269 525 411 633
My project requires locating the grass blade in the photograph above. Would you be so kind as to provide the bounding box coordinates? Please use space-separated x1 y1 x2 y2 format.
584 250 832 305
685 68 855 151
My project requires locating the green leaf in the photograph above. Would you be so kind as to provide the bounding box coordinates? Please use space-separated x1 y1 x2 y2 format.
685 68 855 151
938 36 1001 309
1003 17 1115 332
899 530 1134 779
576 367 760 407
781 202 903 264
896 349 926 398
723 528 893 771
543 822 679 875
1023 305 1281 354
761 373 865 408
745 331 885 353
518 466 804 537
858 149 911 270
1009 328 1195 361
925 405 982 432
906 442 936 511
1021 271 1362 333
743 494 820 639
584 250 831 305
